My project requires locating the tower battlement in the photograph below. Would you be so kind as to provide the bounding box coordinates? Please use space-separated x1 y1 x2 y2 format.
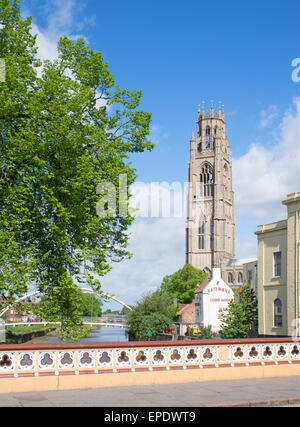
198 103 225 122
191 103 228 155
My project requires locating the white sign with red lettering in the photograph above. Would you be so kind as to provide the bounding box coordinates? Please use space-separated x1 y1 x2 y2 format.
195 268 234 332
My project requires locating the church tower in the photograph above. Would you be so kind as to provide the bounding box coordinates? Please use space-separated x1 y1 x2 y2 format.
186 104 235 278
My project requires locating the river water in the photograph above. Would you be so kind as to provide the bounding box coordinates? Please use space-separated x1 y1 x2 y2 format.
39 326 128 344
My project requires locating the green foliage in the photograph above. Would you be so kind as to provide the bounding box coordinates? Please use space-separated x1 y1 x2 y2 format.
126 291 177 339
120 305 133 315
200 325 213 339
160 264 207 306
33 275 87 342
6 324 54 333
78 292 102 317
0 1 152 340
191 325 213 339
220 283 258 339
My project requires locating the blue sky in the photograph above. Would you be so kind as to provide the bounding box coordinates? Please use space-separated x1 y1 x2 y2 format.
22 0 300 310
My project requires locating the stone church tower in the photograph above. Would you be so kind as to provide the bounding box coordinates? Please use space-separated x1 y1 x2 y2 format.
186 104 236 280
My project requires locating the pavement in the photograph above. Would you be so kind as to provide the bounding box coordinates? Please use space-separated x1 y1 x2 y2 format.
1 376 300 407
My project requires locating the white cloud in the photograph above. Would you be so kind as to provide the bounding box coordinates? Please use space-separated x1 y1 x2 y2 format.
27 0 91 63
233 97 300 221
101 217 185 308
259 104 279 129
31 22 59 63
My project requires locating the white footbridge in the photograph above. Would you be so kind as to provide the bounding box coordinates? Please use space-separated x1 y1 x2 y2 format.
0 287 132 328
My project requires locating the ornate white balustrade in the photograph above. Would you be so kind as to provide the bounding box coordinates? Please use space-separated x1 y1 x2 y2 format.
0 338 300 381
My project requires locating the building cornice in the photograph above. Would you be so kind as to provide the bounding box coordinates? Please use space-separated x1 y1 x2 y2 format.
255 220 287 235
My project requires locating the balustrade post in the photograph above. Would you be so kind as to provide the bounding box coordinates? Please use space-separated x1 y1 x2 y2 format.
0 319 5 343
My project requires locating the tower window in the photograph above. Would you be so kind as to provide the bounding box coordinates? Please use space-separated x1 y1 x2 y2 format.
205 126 211 148
210 220 214 250
200 164 214 197
198 219 205 250
199 220 205 235
238 272 243 284
228 273 233 284
199 236 204 250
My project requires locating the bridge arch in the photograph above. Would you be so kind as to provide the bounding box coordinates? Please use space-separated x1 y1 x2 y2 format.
0 288 132 318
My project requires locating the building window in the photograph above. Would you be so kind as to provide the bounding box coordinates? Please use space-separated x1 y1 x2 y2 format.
238 272 243 284
228 273 233 284
274 299 282 327
274 252 282 277
200 164 214 197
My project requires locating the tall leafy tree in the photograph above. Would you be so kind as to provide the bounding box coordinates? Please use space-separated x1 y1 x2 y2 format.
160 264 207 306
220 284 258 339
0 0 152 339
0 0 40 313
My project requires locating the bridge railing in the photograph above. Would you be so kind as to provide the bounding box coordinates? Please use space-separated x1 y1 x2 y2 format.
1 337 300 394
3 321 127 328
80 316 126 323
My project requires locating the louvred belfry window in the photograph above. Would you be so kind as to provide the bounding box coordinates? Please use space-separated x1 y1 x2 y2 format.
200 164 214 197
205 126 211 148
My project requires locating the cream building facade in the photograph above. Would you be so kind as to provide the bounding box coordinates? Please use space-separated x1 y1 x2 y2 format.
185 105 246 287
256 192 300 337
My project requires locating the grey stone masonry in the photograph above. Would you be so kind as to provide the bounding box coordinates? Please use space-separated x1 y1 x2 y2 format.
186 104 240 284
